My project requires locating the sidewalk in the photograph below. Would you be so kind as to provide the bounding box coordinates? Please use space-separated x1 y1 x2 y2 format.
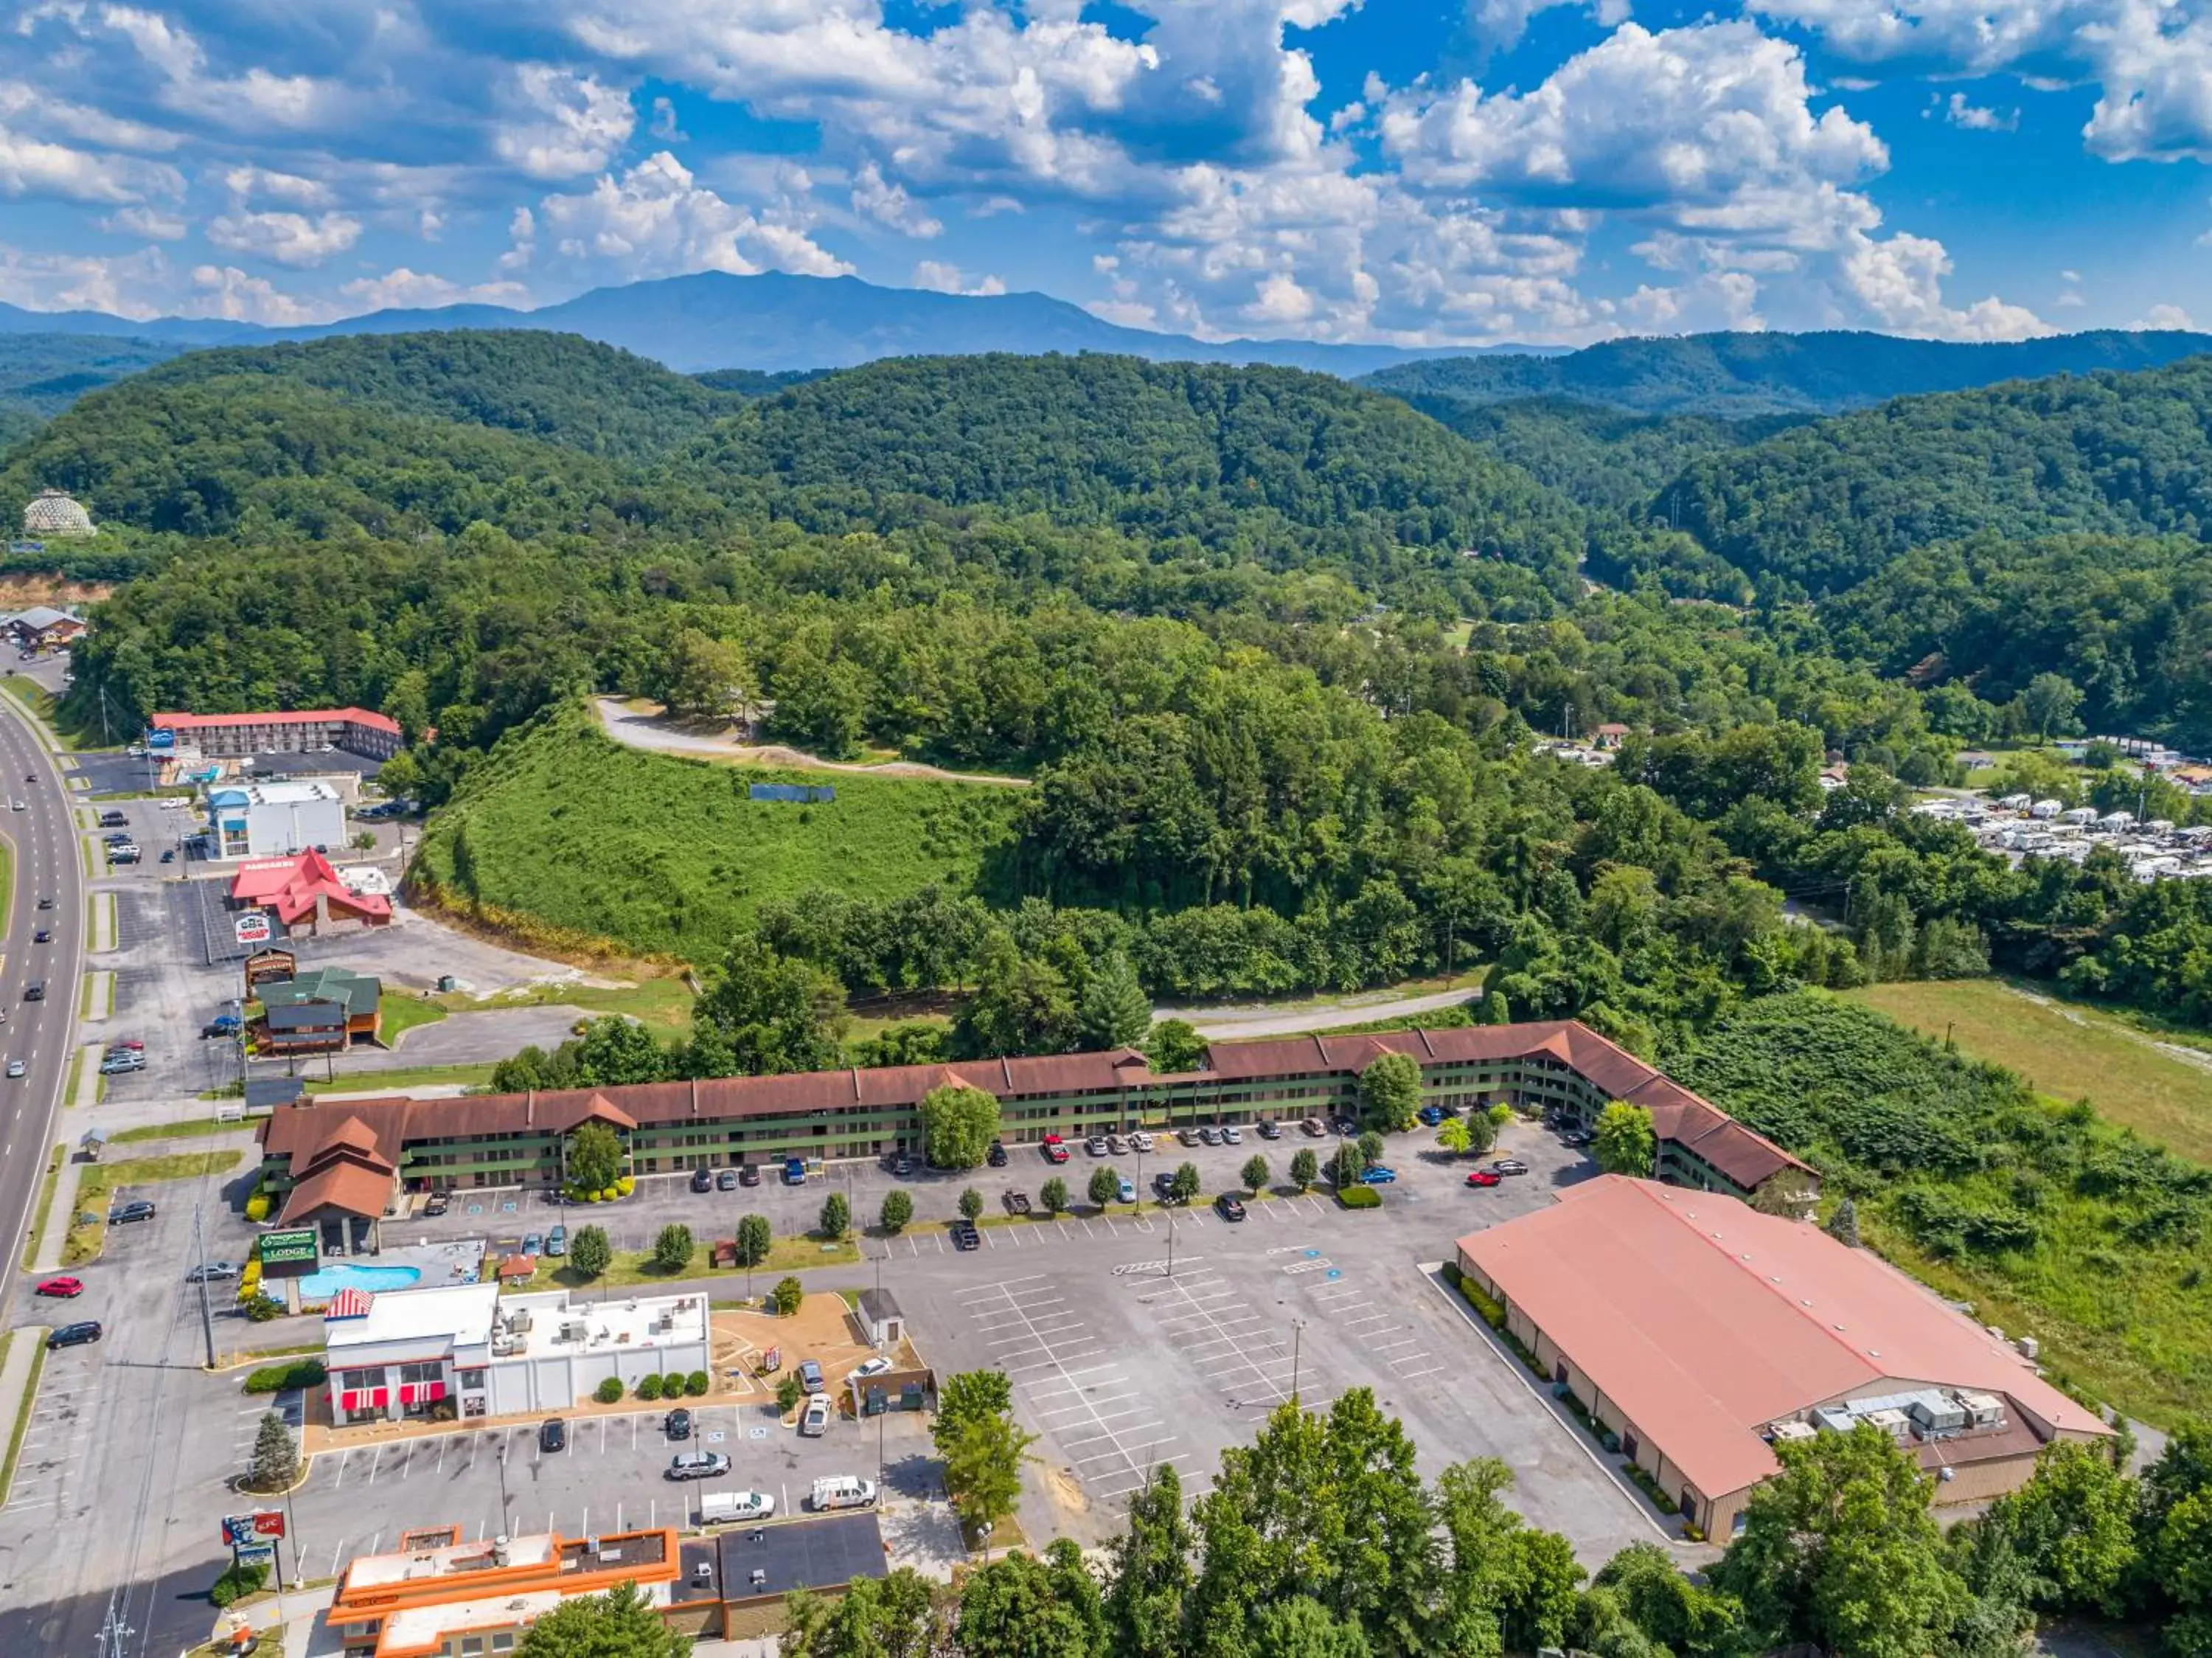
0 1328 39 1504
29 1154 77 1272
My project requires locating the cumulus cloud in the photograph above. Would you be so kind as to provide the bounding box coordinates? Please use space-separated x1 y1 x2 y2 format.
99 205 187 239
494 65 636 180
222 165 335 209
206 210 364 268
188 263 334 325
78 6 350 133
2135 301 2197 330
0 80 177 152
1941 91 2019 131
338 267 531 312
0 122 182 203
0 242 171 317
852 161 942 237
912 259 1004 294
518 150 851 283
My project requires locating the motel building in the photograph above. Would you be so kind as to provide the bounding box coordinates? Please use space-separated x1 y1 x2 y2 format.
322 1282 712 1426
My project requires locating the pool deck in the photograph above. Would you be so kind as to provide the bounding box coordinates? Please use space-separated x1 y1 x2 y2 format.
296 1238 486 1306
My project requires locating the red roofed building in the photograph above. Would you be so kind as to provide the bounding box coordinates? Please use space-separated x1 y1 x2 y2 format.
150 706 403 760
229 849 392 934
1458 1176 2108 1540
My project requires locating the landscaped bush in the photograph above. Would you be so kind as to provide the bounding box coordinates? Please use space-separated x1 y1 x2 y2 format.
594 1376 623 1404
209 1561 269 1608
637 1373 664 1401
241 1294 284 1323
1621 1460 1680 1513
684 1370 709 1397
243 1358 325 1395
1335 1186 1382 1210
616 1176 636 1197
243 1192 271 1223
661 1373 686 1398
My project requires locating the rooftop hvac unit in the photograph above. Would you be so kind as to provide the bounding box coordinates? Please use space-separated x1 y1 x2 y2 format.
1767 1421 1817 1443
1863 1408 1912 1440
507 1309 534 1334
562 1321 588 1343
1907 1393 1966 1435
1955 1391 2006 1427
2017 1335 2040 1360
1810 1406 1855 1434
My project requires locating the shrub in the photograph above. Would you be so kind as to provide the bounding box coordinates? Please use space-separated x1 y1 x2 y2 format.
773 1276 804 1316
638 1373 664 1401
1456 1276 1508 1330
1336 1186 1382 1210
879 1190 913 1233
242 1293 284 1322
616 1176 635 1196
243 1358 326 1395
776 1373 805 1414
594 1376 624 1404
685 1370 710 1397
243 1192 271 1223
209 1561 269 1608
661 1373 686 1398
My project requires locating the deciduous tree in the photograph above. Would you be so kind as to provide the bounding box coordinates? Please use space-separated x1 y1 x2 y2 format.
919 1083 1000 1170
1357 1052 1422 1133
567 1224 611 1279
818 1191 850 1240
955 1540 1105 1657
1090 1165 1124 1209
734 1214 771 1269
1593 1101 1655 1178
517 1581 687 1658
879 1190 913 1233
1290 1149 1318 1191
564 1121 623 1193
650 1224 694 1274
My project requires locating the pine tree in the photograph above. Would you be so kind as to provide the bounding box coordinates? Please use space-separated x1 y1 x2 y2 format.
1826 1197 1861 1248
1079 952 1152 1050
248 1409 299 1493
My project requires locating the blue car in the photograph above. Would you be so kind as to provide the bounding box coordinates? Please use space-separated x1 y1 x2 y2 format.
1117 1178 1136 1204
1417 1105 1446 1126
1360 1166 1397 1184
782 1156 807 1185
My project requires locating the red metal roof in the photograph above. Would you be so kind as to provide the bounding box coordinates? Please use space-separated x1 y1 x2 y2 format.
153 706 402 735
229 849 392 926
1459 1177 2105 1499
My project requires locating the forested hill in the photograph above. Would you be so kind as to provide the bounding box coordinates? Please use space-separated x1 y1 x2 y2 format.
0 333 181 449
1361 329 2212 417
1662 355 2212 597
673 353 1603 599
125 331 744 462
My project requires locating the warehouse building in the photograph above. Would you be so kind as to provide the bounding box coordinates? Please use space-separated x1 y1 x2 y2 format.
206 777 347 859
251 1021 1812 1227
1456 1176 2108 1539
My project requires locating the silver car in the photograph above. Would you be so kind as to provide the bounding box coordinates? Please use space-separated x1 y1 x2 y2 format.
667 1451 731 1481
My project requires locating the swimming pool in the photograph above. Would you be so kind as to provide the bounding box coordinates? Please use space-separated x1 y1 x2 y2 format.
298 1263 422 1300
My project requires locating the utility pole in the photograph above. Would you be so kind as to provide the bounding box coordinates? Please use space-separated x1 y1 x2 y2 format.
1290 1317 1307 1408
496 1441 512 1539
192 1202 216 1370
94 1590 132 1658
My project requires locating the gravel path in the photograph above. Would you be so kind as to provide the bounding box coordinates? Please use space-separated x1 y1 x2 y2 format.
594 698 1029 787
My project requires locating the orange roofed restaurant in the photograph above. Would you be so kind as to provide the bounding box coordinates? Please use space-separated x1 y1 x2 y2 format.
328 1524 680 1657
1457 1176 2110 1541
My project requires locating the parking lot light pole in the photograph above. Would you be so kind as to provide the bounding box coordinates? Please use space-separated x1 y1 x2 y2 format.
1290 1317 1307 1409
495 1441 511 1539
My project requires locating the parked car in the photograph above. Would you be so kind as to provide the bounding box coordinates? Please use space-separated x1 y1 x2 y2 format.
1490 1159 1530 1176
521 1232 543 1255
809 1475 877 1512
689 1169 713 1194
97 1056 140 1075
1359 1166 1398 1184
782 1157 807 1185
986 1142 1009 1168
1300 1117 1327 1137
667 1451 730 1480
1465 1169 1502 1188
1002 1190 1032 1216
738 1164 761 1187
108 1201 155 1224
799 1394 832 1436
1177 1127 1199 1146
1130 1131 1154 1153
1041 1141 1069 1165
889 1154 914 1177
1222 1124 1242 1145
798 1359 824 1392
46 1322 100 1350
1331 1115 1360 1137
1214 1195 1247 1222
422 1192 451 1217
1564 1131 1594 1148
715 1169 739 1191
1256 1120 1281 1140
854 1356 894 1379
545 1225 567 1256
700 1491 775 1523
1117 1178 1136 1204
952 1221 981 1251
34 1277 81 1297
664 1407 693 1440
1106 1134 1127 1155
1085 1136 1109 1157
159 849 175 864
1198 1125 1221 1147
539 1418 567 1453
109 1040 145 1051
185 1261 242 1283
1418 1105 1447 1126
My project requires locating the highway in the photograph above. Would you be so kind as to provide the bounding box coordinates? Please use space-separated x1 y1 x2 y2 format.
0 681 86 1272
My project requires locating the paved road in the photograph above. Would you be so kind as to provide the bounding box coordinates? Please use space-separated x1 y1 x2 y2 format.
1164 985 1479 1040
0 687 85 1268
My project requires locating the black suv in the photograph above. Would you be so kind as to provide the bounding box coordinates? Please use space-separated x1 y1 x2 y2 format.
985 1142 1008 1168
951 1221 981 1252
108 1201 156 1224
664 1408 692 1440
689 1169 713 1193
540 1418 567 1453
1214 1194 1248 1223
46 1322 100 1349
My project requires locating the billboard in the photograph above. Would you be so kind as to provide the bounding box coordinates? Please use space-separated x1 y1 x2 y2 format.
223 1511 285 1546
234 911 273 946
256 1229 319 1277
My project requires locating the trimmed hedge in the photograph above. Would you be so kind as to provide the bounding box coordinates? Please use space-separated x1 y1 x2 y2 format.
243 1358 326 1395
1335 1186 1382 1210
594 1376 624 1404
684 1370 710 1397
209 1561 268 1607
638 1373 664 1401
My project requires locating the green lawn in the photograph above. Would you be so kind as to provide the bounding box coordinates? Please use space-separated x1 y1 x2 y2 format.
0 679 89 751
66 1151 243 1265
377 993 449 1044
109 1116 251 1145
411 701 1023 960
20 1143 64 1272
434 976 696 1033
1846 977 2212 1168
301 1061 497 1095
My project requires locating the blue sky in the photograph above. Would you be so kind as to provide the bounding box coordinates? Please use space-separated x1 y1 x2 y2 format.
0 0 2208 345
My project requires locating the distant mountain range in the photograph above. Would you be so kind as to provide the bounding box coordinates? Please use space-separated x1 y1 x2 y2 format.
1360 329 2212 417
0 271 1520 377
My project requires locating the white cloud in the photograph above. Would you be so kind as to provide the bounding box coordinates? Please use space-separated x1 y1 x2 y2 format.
187 263 334 325
852 161 942 237
2135 302 2197 330
0 242 171 318
86 6 349 133
206 210 364 268
221 165 333 209
520 150 852 283
1840 231 2047 340
98 204 187 239
494 64 636 180
912 259 1005 294
649 95 686 142
337 267 531 312
1943 91 2019 131
0 79 177 151
0 121 181 203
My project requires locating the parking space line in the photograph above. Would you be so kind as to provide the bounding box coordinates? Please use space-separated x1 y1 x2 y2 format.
1394 1364 1448 1380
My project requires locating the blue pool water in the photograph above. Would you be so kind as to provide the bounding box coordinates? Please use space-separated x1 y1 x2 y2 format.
299 1263 422 1300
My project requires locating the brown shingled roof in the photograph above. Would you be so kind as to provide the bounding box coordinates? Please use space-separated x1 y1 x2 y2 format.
279 1156 396 1225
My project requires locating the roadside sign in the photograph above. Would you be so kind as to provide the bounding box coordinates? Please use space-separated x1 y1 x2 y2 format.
251 1510 285 1539
232 1542 275 1566
220 1515 256 1547
257 1229 319 1277
234 912 272 945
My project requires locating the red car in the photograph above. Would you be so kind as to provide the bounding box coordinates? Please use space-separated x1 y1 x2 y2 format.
35 1276 83 1297
1043 1142 1070 1164
1464 1170 1502 1189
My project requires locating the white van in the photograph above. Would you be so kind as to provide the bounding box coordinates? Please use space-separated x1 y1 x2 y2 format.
809 1475 877 1512
698 1490 776 1525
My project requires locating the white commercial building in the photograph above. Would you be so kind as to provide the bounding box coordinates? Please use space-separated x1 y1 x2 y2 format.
322 1281 714 1424
207 778 347 860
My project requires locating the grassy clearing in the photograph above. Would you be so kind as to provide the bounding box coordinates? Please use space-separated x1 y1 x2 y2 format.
20 1144 64 1272
0 1336 43 1508
411 702 1023 960
0 678 86 751
1846 977 2212 1167
377 993 448 1044
434 975 696 1033
109 1116 250 1145
66 1150 243 1266
300 1061 497 1095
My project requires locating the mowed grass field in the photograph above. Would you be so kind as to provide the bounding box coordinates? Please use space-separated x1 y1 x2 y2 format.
413 703 1024 960
1846 977 2212 1167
